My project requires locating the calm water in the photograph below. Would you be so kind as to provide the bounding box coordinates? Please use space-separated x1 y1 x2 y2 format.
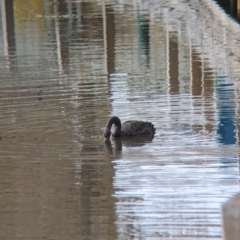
0 0 239 239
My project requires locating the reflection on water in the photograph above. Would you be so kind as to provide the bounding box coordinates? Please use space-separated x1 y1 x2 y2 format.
217 81 236 145
105 134 155 152
0 0 239 239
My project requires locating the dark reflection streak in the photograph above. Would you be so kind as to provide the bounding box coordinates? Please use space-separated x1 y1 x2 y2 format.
192 53 202 96
191 51 203 128
104 140 122 157
169 37 179 93
1 0 16 70
217 82 236 145
190 50 216 134
202 61 215 134
137 9 150 68
79 161 92 238
105 139 122 153
105 6 115 76
215 0 240 21
104 135 154 154
239 2 240 19
189 50 209 133
2 0 16 54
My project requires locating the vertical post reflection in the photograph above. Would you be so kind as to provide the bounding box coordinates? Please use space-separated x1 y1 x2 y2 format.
217 82 236 145
215 0 240 21
191 53 202 96
238 0 240 19
201 62 215 134
191 50 202 126
137 9 150 68
106 7 115 75
169 37 179 93
230 0 238 19
1 0 16 55
1 0 16 71
191 50 216 134
103 3 115 77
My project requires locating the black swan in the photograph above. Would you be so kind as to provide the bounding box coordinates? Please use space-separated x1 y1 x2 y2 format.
104 116 155 140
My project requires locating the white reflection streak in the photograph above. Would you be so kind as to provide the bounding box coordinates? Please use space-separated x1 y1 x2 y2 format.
54 2 63 75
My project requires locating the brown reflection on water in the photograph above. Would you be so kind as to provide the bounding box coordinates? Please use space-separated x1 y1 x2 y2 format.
0 82 117 239
191 50 215 133
202 61 215 134
77 150 116 239
167 33 215 134
0 144 116 239
192 51 203 96
104 6 115 75
0 1 117 234
169 36 179 93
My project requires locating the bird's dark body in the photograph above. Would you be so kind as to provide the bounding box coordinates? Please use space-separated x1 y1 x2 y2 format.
104 116 155 139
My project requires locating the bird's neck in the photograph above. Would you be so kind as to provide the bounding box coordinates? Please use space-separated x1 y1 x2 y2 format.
106 117 122 135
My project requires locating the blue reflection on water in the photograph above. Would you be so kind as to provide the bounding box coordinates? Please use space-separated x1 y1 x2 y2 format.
216 82 236 145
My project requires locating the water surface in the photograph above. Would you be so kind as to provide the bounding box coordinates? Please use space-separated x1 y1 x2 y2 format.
0 0 239 239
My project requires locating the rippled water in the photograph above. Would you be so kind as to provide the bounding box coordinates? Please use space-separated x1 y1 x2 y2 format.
0 0 239 239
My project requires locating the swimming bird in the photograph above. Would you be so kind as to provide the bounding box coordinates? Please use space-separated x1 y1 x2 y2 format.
104 116 155 140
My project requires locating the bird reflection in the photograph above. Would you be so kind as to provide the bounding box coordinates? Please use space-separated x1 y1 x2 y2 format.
104 135 154 153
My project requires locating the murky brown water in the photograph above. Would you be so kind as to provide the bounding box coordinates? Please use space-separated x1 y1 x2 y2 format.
0 0 239 239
